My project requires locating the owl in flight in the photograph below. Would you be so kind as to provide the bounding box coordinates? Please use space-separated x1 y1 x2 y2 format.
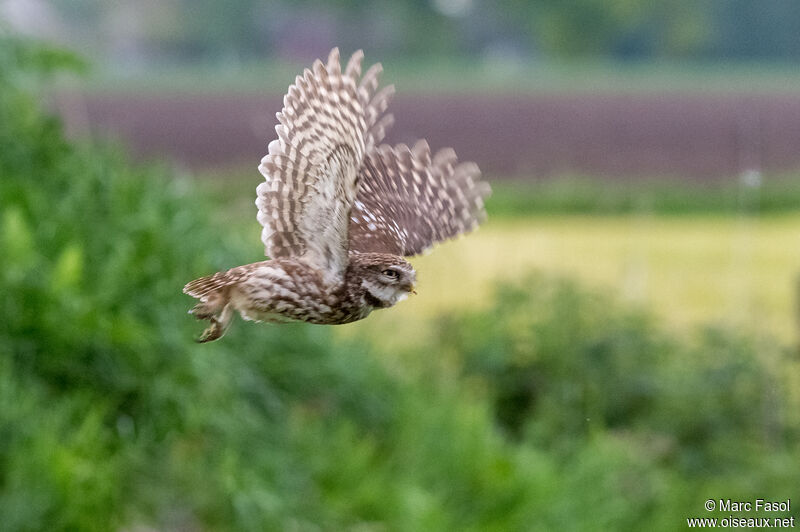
184 48 490 342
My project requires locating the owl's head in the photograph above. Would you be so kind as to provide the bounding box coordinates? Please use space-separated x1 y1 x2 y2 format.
350 253 417 309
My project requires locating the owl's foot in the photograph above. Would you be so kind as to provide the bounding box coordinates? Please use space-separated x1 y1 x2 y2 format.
190 302 234 343
197 318 224 343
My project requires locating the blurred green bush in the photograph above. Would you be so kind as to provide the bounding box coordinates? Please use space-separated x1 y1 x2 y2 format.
1 35 797 531
0 35 398 530
435 276 799 528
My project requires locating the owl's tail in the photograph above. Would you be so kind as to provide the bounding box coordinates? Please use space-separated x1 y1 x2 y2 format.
184 272 238 343
184 270 238 300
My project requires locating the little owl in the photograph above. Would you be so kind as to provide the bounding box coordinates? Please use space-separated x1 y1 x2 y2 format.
184 48 490 342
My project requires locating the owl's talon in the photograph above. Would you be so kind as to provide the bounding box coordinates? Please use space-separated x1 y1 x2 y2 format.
195 318 221 343
191 303 234 343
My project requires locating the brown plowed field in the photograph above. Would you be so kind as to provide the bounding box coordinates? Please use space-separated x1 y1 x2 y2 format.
52 91 800 180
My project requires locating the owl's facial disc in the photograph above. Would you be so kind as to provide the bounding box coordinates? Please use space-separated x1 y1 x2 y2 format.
363 263 417 308
380 267 416 292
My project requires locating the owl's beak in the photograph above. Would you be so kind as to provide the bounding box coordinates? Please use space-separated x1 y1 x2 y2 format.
404 283 417 295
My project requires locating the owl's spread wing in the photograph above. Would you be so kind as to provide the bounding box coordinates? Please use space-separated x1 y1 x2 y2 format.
348 140 490 256
256 48 394 283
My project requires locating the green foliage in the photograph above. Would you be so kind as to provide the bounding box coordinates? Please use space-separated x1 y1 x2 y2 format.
2 36 797 531
500 0 706 58
47 0 800 62
0 35 394 530
434 275 800 527
0 34 87 91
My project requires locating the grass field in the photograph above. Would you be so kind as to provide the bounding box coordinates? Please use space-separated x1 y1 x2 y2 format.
341 215 800 349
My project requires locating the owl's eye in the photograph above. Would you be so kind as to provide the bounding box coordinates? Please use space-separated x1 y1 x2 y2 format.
381 269 399 279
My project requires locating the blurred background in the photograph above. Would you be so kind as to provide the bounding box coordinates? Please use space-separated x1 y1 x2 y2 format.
1 1 799 530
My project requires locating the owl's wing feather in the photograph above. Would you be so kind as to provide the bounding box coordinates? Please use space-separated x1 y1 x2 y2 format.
348 140 490 256
256 48 394 283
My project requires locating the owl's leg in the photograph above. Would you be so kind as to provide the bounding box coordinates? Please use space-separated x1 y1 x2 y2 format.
189 299 221 319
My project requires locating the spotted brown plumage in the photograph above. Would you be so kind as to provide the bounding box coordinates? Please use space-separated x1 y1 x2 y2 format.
183 48 490 342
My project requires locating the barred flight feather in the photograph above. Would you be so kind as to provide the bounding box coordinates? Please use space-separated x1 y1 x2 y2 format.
256 48 394 284
348 140 490 256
